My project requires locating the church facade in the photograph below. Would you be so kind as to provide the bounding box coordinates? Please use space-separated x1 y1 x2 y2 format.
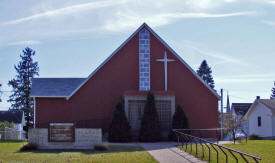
31 23 219 139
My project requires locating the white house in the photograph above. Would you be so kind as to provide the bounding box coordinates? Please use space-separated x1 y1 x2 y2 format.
243 97 275 139
230 103 252 134
0 110 25 140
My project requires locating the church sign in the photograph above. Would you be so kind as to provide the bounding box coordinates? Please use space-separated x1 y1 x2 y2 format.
49 123 75 142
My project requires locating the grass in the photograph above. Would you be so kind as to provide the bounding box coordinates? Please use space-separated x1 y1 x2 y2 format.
0 141 158 163
179 140 275 163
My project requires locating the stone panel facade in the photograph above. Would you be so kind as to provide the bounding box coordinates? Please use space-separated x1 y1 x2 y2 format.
28 128 102 149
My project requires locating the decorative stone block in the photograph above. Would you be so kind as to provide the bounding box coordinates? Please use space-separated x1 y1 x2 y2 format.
28 128 102 149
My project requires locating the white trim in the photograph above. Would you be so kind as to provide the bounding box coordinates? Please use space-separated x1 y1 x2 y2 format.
49 123 74 126
66 24 146 100
30 96 67 98
66 23 220 100
33 97 36 128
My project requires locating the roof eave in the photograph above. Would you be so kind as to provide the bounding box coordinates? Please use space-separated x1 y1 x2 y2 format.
31 96 67 98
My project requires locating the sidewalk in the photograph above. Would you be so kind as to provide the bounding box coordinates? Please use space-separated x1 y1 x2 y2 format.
110 142 206 163
139 142 206 163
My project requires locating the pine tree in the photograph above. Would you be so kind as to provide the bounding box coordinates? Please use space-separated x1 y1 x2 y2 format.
271 81 275 99
8 47 39 129
108 101 131 142
168 105 189 140
197 60 215 89
139 92 162 142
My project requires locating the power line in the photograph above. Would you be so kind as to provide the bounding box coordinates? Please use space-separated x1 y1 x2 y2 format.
221 88 251 101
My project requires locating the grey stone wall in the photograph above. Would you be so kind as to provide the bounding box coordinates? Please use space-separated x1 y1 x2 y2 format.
28 128 102 149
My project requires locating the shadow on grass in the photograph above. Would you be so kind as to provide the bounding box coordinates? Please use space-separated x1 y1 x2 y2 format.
16 145 145 155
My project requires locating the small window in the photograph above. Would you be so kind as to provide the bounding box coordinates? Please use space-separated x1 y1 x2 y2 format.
257 116 261 127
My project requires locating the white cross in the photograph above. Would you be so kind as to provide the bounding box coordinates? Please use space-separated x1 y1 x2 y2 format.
156 51 175 91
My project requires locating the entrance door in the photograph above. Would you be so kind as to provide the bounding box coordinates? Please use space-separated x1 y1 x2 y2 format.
128 99 172 137
128 100 146 137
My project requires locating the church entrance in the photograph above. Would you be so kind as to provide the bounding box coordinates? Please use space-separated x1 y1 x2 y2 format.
125 94 175 138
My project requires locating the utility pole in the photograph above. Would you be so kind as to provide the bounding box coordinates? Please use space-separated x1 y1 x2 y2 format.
220 88 223 139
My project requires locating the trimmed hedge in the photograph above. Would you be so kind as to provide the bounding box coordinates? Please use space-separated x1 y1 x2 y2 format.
108 102 131 142
139 92 162 142
169 105 190 141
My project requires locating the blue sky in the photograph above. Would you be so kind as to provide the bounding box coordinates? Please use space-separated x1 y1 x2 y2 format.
0 0 275 111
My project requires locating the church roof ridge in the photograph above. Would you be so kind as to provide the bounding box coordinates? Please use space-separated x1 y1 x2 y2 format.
67 22 220 99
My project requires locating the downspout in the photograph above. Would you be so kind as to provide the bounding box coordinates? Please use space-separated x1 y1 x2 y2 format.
33 97 36 128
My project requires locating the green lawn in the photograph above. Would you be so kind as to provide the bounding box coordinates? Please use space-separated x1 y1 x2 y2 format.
0 141 157 163
179 140 275 163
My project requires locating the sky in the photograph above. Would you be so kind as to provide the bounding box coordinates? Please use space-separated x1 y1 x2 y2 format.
0 0 275 111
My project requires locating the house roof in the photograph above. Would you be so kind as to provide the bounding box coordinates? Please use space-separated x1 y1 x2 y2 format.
243 99 275 120
231 103 252 116
30 78 86 97
258 99 275 111
0 110 23 123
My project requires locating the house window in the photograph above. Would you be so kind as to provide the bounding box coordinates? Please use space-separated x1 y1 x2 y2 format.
257 116 261 127
49 123 75 142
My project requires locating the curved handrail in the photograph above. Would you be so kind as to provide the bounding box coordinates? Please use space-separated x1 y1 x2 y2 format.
173 129 261 163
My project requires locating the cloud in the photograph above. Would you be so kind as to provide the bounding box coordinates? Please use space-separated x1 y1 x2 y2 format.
8 40 41 46
1 0 129 26
263 20 275 26
266 0 275 5
104 11 258 32
173 40 246 66
0 0 260 47
215 73 275 83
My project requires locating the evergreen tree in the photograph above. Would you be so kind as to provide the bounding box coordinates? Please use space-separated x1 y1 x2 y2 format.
139 92 162 142
271 81 275 99
108 101 131 142
8 47 39 129
197 60 215 89
168 105 189 140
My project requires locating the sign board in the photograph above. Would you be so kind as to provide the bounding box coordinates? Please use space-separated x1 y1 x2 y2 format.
49 123 74 142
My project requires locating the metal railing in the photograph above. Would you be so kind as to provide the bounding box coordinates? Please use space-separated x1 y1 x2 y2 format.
174 128 248 144
173 129 261 163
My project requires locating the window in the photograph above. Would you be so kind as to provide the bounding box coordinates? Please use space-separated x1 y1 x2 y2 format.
49 123 75 142
257 116 261 127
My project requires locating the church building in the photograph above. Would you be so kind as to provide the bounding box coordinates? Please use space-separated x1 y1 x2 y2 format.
30 23 220 139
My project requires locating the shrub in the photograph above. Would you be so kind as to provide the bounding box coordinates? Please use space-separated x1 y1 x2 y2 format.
168 105 190 141
249 134 261 140
20 143 37 151
0 121 14 129
108 101 131 142
139 92 162 142
94 143 108 151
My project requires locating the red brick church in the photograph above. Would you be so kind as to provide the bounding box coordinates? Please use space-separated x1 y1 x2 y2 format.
31 23 219 138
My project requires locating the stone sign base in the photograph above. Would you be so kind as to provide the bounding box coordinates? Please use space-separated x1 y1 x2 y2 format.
28 128 102 149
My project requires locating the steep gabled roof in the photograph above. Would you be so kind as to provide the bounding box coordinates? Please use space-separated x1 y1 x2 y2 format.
0 110 23 123
30 78 86 97
243 99 275 120
67 23 220 100
231 103 252 116
259 99 275 111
